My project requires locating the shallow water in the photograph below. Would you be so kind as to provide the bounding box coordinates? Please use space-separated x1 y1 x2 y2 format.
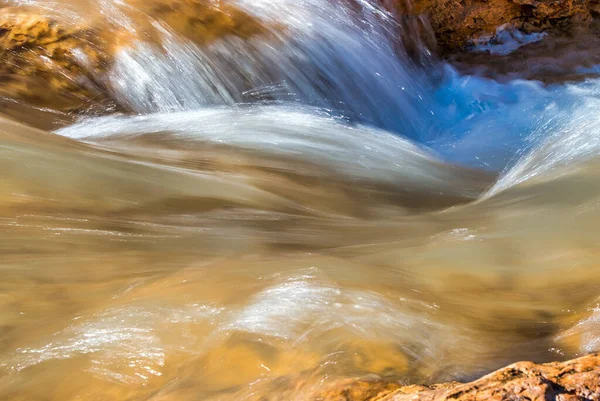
1 0 600 400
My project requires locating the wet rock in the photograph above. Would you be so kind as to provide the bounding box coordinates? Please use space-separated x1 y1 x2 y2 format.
0 1 269 115
0 13 111 113
392 0 598 52
126 0 270 45
220 353 600 401
308 353 600 401
0 0 598 116
448 23 600 83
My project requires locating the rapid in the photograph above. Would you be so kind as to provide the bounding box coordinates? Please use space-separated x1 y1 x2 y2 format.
1 0 600 400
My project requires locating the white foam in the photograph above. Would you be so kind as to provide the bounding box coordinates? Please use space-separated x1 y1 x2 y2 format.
56 106 485 199
221 275 447 360
6 305 222 383
470 25 546 56
556 306 600 354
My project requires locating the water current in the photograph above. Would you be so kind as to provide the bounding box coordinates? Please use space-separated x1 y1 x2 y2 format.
1 0 600 400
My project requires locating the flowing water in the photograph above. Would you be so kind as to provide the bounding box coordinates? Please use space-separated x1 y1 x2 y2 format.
1 0 600 400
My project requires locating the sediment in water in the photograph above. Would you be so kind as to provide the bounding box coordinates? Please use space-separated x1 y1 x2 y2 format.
203 353 600 401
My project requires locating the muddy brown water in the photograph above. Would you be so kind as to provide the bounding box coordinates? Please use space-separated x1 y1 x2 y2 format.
1 1 600 401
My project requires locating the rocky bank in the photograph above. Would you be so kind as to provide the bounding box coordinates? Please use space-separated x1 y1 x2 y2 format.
393 0 600 52
229 353 600 401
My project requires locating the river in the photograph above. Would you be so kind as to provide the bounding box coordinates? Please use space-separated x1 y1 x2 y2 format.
1 0 600 400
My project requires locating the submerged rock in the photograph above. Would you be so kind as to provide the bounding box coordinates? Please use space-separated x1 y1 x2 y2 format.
126 0 271 45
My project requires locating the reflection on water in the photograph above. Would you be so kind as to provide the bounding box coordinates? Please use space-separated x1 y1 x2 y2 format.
1 0 600 400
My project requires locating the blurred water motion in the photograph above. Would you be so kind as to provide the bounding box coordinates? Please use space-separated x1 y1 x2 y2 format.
1 0 600 400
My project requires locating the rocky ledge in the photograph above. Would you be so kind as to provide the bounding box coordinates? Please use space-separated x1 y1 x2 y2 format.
252 353 600 401
393 0 600 52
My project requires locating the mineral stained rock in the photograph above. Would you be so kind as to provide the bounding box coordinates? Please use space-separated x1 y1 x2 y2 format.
392 0 600 51
381 355 600 400
246 353 600 401
0 13 110 112
126 0 270 45
0 0 268 113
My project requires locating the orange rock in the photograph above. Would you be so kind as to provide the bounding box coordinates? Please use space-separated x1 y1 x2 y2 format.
126 0 271 45
390 0 597 52
216 353 600 401
0 13 111 112
313 353 600 401
0 0 271 114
